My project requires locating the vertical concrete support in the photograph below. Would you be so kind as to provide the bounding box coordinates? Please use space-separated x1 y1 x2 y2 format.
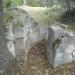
47 27 55 66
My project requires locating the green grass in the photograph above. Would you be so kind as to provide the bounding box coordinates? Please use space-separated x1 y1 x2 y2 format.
59 8 75 31
69 23 75 31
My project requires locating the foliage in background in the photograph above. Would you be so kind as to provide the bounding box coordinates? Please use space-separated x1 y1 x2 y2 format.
27 0 54 7
3 0 23 30
3 0 22 9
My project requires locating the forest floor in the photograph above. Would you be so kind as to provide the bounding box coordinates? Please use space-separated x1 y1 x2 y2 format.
7 39 75 75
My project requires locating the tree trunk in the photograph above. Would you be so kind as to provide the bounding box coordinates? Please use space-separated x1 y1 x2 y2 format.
65 0 71 11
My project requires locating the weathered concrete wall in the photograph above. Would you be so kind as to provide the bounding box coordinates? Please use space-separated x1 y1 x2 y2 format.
0 1 14 74
14 15 47 57
27 0 54 7
6 12 48 58
47 24 75 67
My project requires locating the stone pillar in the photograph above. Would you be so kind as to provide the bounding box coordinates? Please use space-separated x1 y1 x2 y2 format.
47 27 55 67
6 22 15 58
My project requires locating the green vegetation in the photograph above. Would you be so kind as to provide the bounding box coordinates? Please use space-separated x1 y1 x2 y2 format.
3 0 24 30
59 8 75 31
52 39 61 49
70 23 75 31
27 0 53 7
4 0 75 30
27 0 38 6
3 0 22 9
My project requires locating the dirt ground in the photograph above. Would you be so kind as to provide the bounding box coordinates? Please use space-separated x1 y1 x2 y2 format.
8 40 75 75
